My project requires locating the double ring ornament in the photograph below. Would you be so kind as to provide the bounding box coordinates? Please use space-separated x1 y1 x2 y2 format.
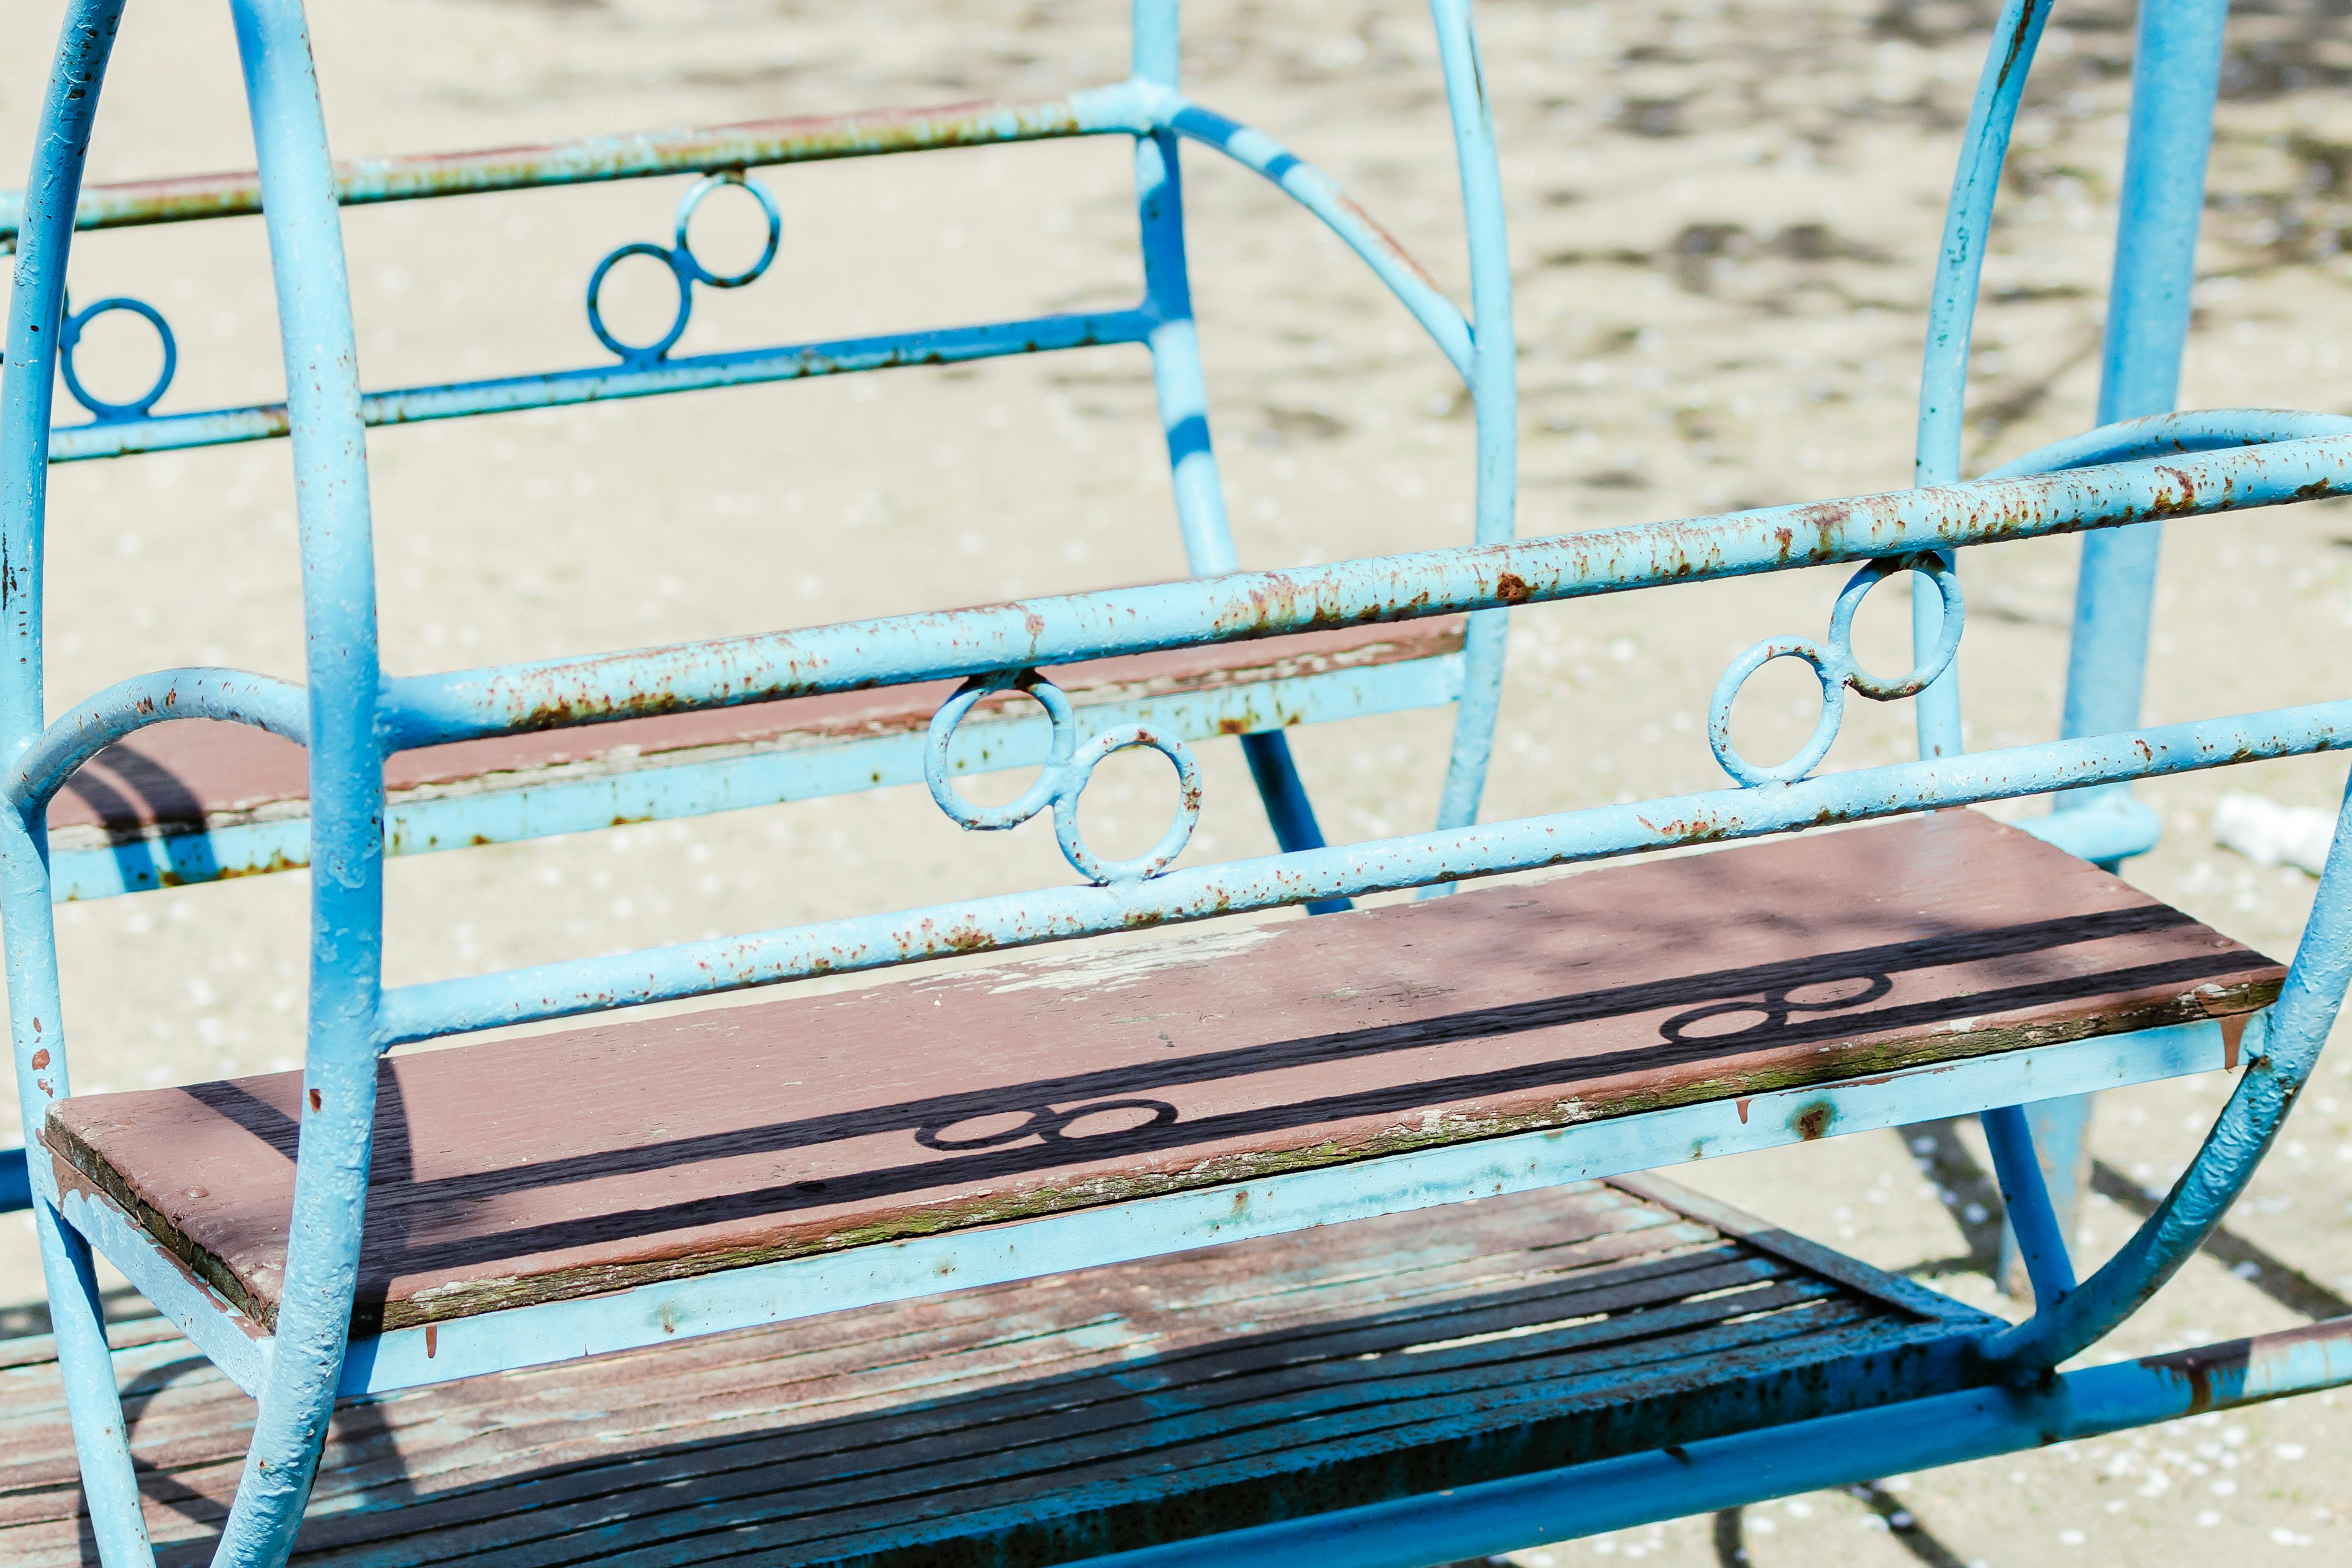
924 669 1204 885
1707 552 1965 786
586 171 783 364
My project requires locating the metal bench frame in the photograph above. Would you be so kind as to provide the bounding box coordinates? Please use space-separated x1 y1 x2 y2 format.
13 1 2352 1566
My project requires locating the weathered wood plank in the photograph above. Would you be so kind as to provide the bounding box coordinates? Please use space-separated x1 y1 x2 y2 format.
47 811 2277 1334
0 1180 1995 1568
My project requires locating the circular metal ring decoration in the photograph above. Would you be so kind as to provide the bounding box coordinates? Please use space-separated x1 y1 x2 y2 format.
1707 552 1965 787
584 172 782 364
671 172 783 289
58 295 178 422
923 670 1203 885
1052 724 1204 884
925 670 1076 831
585 241 695 363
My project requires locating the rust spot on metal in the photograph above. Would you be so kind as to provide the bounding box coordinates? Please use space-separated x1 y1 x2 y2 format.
424 1324 437 1358
2221 1012 2248 1071
28 1049 48 1070
308 1088 322 1112
1793 1102 1832 1140
1494 572 1531 605
1733 1096 1750 1124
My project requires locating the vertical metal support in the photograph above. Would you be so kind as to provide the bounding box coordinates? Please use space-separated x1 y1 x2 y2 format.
1979 1102 2081 1307
1912 0 2078 1297
2007 0 2229 1294
2059 0 2228 818
1426 0 1516 848
1131 0 1347 913
1912 0 2057 756
0 6 154 1565
210 2 390 1564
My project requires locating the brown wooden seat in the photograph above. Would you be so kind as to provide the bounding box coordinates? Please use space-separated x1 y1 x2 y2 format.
45 810 2279 1339
45 620 1462 845
1 1177 1994 1568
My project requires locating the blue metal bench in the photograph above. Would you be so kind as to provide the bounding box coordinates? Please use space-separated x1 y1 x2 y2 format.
0 0 1517 1205
15 1 2352 1565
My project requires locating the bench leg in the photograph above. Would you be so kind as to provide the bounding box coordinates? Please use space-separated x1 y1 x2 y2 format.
1240 731 1351 914
1127 44 1355 916
1990 1095 2090 1302
36 1193 157 1567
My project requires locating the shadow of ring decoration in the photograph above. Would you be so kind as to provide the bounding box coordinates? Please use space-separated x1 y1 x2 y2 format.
58 291 178 423
1655 973 1895 1047
584 170 783 364
1708 551 1966 786
924 668 1205 885
915 1098 1185 1152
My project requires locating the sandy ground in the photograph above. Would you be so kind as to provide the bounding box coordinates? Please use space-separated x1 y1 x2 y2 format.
7 0 2352 1561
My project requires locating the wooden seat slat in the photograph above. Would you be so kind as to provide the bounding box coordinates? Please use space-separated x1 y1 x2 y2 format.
45 810 2277 1339
45 620 1463 840
0 1180 1990 1568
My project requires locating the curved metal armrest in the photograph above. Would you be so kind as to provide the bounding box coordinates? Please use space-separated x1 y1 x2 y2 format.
1980 780 2352 1373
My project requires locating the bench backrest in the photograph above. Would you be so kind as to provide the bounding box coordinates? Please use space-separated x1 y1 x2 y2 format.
0 0 1518 909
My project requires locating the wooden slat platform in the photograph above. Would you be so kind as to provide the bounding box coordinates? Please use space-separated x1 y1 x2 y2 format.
0 1178 1995 1568
46 810 2280 1336
44 620 1462 843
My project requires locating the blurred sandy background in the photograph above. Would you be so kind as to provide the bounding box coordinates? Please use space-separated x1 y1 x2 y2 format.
9 0 2352 1561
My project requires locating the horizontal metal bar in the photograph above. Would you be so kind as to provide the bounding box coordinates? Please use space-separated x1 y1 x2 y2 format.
375 698 2349 1045
328 1018 2234 1396
34 81 1476 459
377 429 2352 750
0 86 1149 242
47 309 1158 462
1088 1304 2352 1568
45 652 1461 899
51 1178 271 1395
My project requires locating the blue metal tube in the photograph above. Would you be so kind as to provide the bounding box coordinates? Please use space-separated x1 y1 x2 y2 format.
1991 409 2352 477
2004 0 2229 1309
2058 0 2228 811
210 3 387 1562
377 428 2352 750
1978 1103 2078 1305
1985 773 2352 1373
1085 1314 2352 1568
0 4 154 1562
4 668 307 815
1162 100 1474 380
1131 1 1347 911
1913 0 2051 488
1425 0 1517 857
48 310 1158 463
1909 0 2052 761
0 87 1147 243
374 696 2352 1044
